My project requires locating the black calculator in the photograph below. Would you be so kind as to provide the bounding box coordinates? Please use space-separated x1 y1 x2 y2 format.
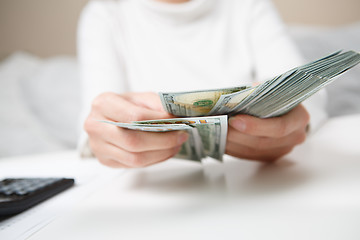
0 178 75 216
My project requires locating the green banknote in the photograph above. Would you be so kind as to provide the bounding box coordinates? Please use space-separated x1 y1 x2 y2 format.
160 50 360 118
159 86 249 117
101 115 228 162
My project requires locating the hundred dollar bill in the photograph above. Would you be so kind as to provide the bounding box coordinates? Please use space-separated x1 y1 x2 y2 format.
159 50 360 119
233 50 360 117
159 86 249 117
134 115 228 161
189 115 228 161
101 115 228 162
207 86 256 115
175 127 203 161
100 120 192 132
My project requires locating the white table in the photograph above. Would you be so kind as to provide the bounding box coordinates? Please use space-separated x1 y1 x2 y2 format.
2 114 360 240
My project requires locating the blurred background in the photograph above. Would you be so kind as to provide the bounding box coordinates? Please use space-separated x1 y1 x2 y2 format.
0 0 360 157
1 0 360 59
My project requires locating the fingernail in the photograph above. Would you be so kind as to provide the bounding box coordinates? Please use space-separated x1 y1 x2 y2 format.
178 132 189 144
229 118 246 131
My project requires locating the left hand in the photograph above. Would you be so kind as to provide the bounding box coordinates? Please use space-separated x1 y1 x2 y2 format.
226 104 310 162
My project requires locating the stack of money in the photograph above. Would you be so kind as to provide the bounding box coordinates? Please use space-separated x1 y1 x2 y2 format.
160 51 360 118
103 50 360 162
102 115 227 161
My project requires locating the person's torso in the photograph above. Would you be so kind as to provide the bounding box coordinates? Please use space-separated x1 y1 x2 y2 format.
106 0 257 92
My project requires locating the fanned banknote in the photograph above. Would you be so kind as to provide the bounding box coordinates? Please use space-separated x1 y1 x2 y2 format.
160 50 360 118
159 86 250 117
101 115 228 162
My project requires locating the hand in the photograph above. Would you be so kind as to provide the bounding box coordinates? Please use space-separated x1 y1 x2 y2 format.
226 104 310 162
84 92 188 168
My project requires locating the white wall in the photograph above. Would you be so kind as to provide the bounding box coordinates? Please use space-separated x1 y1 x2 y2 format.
0 0 359 59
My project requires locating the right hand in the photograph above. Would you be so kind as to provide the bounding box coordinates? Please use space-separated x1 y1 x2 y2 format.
84 92 189 168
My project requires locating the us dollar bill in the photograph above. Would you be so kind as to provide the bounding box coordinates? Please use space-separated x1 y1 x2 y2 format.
175 127 203 161
190 115 228 161
134 116 228 161
159 86 249 117
160 50 360 118
101 120 193 132
101 115 228 162
207 86 256 115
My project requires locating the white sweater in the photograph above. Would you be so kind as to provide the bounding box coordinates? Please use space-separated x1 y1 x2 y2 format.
77 0 327 156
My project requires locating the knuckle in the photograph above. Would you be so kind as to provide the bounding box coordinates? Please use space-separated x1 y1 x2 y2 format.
243 118 255 133
299 105 311 125
97 157 110 166
276 118 289 137
282 146 294 156
84 118 98 135
91 95 104 110
296 131 307 145
168 132 183 147
97 157 117 168
128 111 148 122
253 137 271 150
303 110 310 125
88 140 98 153
273 117 289 138
92 92 115 110
279 146 294 157
240 145 257 158
127 154 145 168
226 129 236 142
122 132 142 152
88 140 103 157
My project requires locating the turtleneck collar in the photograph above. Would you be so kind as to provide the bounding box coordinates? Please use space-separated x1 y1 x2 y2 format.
137 0 216 24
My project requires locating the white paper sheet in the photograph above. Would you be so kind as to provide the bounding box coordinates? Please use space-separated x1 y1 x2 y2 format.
0 151 123 240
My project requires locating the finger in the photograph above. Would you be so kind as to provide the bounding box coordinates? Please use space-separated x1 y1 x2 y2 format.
229 105 310 137
122 92 167 112
94 140 182 168
225 141 294 162
92 92 170 122
90 120 189 152
227 126 307 150
110 128 188 152
88 138 131 168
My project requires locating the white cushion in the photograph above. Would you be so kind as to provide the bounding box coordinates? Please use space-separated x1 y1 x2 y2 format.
0 52 80 157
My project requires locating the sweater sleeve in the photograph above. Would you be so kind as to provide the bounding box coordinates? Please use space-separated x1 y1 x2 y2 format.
247 0 328 133
77 1 128 157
